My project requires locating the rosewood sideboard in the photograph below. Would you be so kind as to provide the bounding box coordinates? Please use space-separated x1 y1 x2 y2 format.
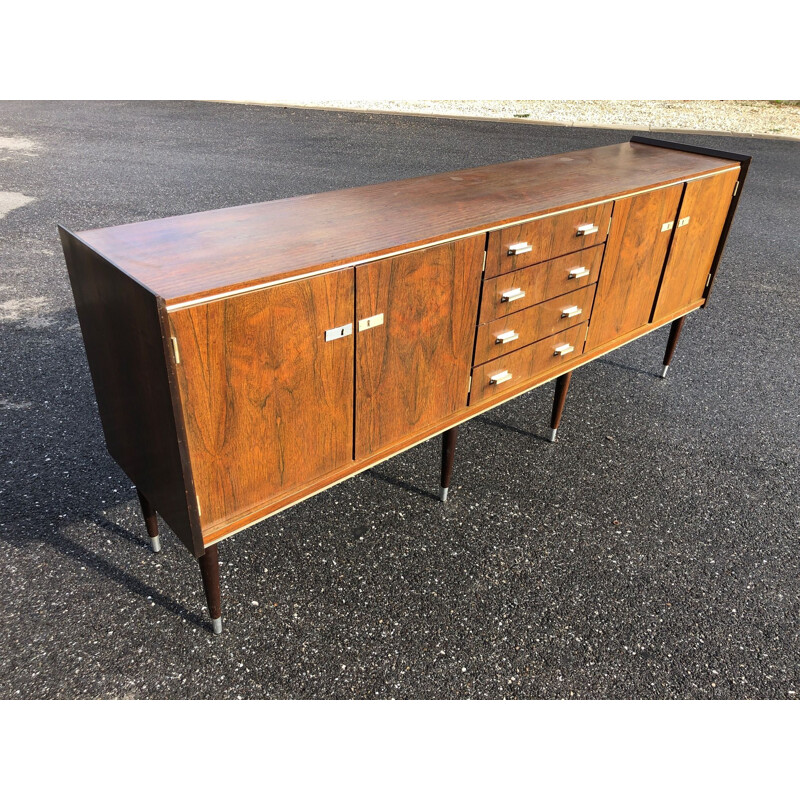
59 136 750 634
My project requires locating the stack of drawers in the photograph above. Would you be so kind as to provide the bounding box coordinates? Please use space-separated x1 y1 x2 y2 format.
470 202 613 404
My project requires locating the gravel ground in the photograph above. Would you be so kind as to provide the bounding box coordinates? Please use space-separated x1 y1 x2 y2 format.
286 100 800 139
0 101 798 699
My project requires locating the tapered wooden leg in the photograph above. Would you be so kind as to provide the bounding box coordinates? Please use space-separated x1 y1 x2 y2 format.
439 426 458 502
199 544 222 634
661 316 687 378
548 371 572 442
136 489 162 553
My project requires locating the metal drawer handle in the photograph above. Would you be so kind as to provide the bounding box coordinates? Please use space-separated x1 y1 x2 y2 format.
576 223 599 236
677 216 691 228
489 370 513 385
554 343 575 357
507 242 532 256
568 266 591 279
561 306 582 319
495 330 519 344
324 322 353 341
501 288 526 303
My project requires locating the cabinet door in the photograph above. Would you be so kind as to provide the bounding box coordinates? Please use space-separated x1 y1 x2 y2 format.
586 184 683 351
170 270 354 530
652 168 740 321
355 237 484 458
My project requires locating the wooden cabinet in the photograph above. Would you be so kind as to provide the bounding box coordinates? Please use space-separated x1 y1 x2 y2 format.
59 136 750 633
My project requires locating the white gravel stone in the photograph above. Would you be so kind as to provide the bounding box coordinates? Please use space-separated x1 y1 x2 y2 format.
280 100 800 139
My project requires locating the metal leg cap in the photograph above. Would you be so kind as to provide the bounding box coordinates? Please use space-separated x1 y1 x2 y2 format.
211 617 222 635
548 427 558 443
439 486 449 503
660 364 670 379
150 534 162 553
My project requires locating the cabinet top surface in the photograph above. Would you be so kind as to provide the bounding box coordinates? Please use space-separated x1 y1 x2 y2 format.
74 141 738 306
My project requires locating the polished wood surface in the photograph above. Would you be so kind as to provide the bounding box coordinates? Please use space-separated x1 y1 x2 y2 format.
479 245 602 324
355 238 483 458
474 284 596 365
201 304 704 545
550 372 572 431
585 184 683 352
170 270 355 530
59 228 203 556
470 323 587 406
76 143 738 306
653 169 740 320
485 202 612 279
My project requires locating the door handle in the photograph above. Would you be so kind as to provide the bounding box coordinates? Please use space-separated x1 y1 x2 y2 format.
501 288 526 303
507 242 532 255
489 370 513 385
357 313 384 332
324 323 353 341
568 266 591 279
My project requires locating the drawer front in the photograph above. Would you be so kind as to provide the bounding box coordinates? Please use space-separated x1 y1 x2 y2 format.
470 323 587 405
486 202 612 278
479 244 603 323
474 284 596 365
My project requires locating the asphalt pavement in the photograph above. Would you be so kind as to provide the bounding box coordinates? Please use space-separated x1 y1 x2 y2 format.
1 101 798 699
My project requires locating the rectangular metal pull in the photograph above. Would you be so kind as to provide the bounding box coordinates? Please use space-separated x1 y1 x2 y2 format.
325 322 353 341
661 221 674 232
507 242 532 256
561 306 582 319
495 330 519 344
357 313 384 332
568 266 590 279
554 343 575 357
678 216 690 228
171 336 180 364
489 370 512 385
576 223 599 236
501 287 526 303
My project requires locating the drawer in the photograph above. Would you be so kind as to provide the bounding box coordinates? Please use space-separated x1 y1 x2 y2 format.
479 244 603 323
473 284 596 365
486 201 612 278
470 323 587 405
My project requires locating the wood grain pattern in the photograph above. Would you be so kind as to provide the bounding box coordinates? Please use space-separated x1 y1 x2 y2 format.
355 237 484 458
59 227 203 555
479 245 603 323
469 323 587 406
76 143 739 306
170 270 355 531
585 184 683 352
653 168 740 320
474 284 596 365
485 202 612 278
201 305 702 546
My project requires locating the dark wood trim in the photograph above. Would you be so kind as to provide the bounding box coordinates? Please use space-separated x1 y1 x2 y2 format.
629 136 752 305
663 316 687 370
549 372 572 438
440 427 458 498
198 544 222 627
136 489 160 541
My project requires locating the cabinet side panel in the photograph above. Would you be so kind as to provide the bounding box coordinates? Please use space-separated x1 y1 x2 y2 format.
59 228 203 556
